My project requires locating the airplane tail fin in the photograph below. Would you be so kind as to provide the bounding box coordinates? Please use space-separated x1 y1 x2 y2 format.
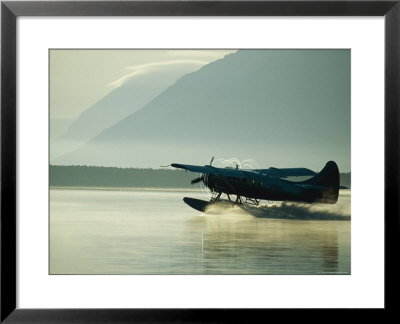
303 161 340 203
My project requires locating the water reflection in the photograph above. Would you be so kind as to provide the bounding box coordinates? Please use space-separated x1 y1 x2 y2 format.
184 210 347 274
50 188 350 275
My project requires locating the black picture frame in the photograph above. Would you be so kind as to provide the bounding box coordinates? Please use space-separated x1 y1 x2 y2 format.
1 0 399 322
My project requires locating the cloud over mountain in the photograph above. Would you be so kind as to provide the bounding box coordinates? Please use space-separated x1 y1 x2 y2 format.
53 50 350 172
52 59 207 159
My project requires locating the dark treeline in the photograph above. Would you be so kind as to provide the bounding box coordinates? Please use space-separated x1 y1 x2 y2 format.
50 165 196 188
50 165 351 188
340 172 351 188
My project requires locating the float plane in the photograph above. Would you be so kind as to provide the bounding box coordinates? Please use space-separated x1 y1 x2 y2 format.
171 159 340 212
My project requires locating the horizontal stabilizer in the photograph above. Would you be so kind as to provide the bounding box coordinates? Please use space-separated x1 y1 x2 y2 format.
295 183 326 190
267 167 317 178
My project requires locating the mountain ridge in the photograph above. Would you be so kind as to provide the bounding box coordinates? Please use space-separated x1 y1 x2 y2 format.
53 49 351 172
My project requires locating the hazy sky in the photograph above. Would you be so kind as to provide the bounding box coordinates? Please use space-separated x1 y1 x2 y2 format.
50 49 236 119
50 49 350 172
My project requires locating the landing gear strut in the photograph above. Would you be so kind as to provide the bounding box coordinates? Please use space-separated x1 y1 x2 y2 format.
244 197 260 206
210 191 222 203
210 192 259 207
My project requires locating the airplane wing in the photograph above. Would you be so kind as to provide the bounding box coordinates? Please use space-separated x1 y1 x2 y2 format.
172 163 317 178
267 167 317 178
171 163 214 174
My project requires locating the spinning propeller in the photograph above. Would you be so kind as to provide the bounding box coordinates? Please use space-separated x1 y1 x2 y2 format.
191 175 204 184
190 157 213 185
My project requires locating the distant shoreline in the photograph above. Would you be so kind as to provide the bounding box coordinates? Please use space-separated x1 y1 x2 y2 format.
50 186 204 192
50 165 197 188
50 165 351 188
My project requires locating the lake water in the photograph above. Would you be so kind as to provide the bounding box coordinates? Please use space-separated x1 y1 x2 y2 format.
50 188 351 275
